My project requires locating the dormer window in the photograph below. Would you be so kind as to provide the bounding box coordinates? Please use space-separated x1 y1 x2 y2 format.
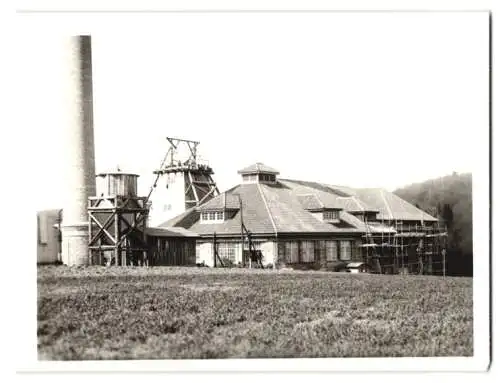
353 212 377 222
200 210 225 223
198 192 240 224
297 194 342 223
323 210 339 221
353 213 365 222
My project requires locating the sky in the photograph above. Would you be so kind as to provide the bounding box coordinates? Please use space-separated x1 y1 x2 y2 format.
18 11 489 210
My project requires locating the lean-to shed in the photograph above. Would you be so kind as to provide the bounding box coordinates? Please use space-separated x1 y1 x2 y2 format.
146 227 199 266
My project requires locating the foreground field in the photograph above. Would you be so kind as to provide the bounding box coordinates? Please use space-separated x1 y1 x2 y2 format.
37 266 473 360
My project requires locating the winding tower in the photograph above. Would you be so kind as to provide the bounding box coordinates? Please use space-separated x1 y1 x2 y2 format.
147 137 219 227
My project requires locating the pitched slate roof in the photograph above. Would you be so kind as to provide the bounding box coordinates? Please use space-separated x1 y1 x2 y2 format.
280 180 377 213
160 181 364 236
333 196 378 213
281 179 350 196
357 188 437 222
296 194 324 210
238 162 280 175
258 183 358 233
286 180 436 221
158 207 199 228
279 180 343 210
325 185 437 222
338 211 368 230
198 192 241 211
281 180 375 213
145 227 199 238
158 170 437 237
168 183 276 236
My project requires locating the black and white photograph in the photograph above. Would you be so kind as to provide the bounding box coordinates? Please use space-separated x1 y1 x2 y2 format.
14 0 492 376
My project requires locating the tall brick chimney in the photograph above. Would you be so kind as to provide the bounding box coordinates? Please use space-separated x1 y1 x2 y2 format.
60 36 97 266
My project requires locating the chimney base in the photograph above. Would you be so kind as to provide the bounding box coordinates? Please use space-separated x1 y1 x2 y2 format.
61 223 89 266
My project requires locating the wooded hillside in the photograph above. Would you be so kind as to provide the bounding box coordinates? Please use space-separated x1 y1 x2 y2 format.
393 172 473 276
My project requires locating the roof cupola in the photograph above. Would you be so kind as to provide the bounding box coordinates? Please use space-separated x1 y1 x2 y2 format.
238 162 279 184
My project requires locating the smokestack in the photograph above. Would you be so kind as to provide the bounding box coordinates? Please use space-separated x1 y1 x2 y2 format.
60 36 97 266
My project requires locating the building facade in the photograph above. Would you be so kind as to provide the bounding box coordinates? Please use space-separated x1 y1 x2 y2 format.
36 162 443 273
160 162 440 270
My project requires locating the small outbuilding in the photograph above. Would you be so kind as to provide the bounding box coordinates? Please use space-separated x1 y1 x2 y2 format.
37 209 62 264
345 262 371 273
146 227 199 266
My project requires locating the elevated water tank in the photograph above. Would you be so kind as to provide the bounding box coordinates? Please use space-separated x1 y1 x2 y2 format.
92 170 145 228
89 169 149 266
96 169 139 197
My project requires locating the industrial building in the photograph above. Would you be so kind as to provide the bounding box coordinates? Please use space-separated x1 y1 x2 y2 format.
37 157 447 274
36 35 447 275
36 130 447 274
159 162 447 274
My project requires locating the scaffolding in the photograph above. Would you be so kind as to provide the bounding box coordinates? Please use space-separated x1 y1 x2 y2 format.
360 219 448 276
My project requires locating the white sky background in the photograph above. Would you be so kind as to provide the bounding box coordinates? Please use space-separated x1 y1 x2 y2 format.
20 12 489 210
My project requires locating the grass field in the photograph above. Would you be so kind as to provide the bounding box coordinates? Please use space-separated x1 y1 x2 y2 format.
37 266 473 360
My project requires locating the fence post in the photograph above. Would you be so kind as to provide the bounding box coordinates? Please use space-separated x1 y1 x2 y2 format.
213 232 217 268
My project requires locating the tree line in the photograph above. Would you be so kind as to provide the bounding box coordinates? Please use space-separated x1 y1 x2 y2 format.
393 172 473 277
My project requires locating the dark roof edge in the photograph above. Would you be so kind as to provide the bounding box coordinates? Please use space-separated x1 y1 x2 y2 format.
197 230 364 238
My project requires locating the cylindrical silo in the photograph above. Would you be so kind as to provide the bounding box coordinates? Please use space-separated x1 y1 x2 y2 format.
60 35 97 266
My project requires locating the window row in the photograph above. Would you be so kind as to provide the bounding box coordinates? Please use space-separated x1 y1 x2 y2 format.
259 174 276 182
242 173 276 182
198 240 355 265
200 211 224 222
281 240 353 263
198 241 263 264
242 174 258 181
323 210 340 220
